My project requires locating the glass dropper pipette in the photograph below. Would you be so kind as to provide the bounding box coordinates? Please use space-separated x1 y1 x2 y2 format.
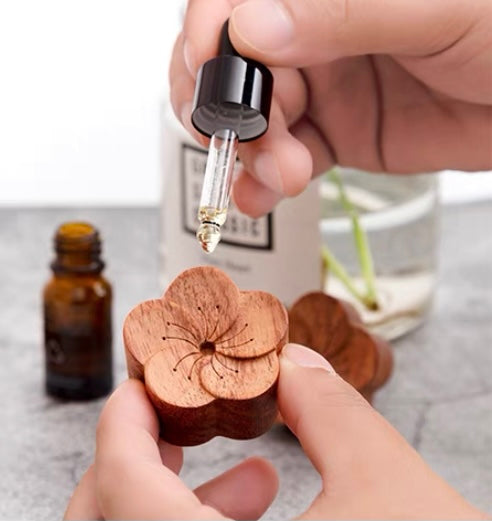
196 128 238 253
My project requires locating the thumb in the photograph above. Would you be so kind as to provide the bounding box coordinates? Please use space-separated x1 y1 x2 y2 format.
278 343 390 483
229 0 479 66
278 344 486 519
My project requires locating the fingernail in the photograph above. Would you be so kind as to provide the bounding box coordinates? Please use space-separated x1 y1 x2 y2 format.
254 151 284 194
183 39 196 77
231 0 294 52
282 344 336 374
232 170 283 218
180 102 194 133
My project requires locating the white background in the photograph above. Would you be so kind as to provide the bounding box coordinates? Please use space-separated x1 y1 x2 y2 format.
0 0 490 206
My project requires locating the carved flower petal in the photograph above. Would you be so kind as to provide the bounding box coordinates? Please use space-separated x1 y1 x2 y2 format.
215 291 288 359
289 292 352 359
124 299 201 379
330 326 378 390
199 351 279 400
144 344 215 408
164 267 240 343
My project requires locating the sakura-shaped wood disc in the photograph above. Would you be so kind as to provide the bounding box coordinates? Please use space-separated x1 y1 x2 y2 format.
123 266 288 446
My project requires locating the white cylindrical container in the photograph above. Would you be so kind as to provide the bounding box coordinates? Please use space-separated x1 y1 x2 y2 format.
160 105 321 305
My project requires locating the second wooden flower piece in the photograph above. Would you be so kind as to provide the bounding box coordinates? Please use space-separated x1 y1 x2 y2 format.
289 292 393 402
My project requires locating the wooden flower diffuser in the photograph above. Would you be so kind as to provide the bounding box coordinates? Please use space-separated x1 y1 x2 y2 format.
289 292 393 402
123 266 288 446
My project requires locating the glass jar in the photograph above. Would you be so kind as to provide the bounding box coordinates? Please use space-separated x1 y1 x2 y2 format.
43 222 113 400
321 169 439 340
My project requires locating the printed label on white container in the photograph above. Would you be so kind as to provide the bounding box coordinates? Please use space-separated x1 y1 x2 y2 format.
160 112 321 305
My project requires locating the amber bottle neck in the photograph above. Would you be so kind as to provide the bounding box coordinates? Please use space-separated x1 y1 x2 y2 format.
50 222 105 275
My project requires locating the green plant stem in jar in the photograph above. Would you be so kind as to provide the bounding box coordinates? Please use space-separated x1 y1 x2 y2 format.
324 169 379 311
321 168 438 340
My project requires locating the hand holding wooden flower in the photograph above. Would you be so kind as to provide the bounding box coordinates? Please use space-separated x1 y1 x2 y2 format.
123 266 288 446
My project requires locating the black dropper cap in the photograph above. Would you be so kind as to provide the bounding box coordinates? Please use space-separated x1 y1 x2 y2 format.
191 20 274 142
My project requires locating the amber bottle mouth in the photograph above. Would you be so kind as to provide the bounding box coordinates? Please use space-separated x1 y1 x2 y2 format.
51 222 104 273
55 222 100 251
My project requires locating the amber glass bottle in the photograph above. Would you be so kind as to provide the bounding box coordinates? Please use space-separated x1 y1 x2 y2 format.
43 222 113 400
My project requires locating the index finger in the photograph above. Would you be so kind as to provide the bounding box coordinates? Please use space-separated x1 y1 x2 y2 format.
95 380 222 520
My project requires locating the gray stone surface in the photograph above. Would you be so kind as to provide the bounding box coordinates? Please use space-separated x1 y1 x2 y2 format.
0 204 491 519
